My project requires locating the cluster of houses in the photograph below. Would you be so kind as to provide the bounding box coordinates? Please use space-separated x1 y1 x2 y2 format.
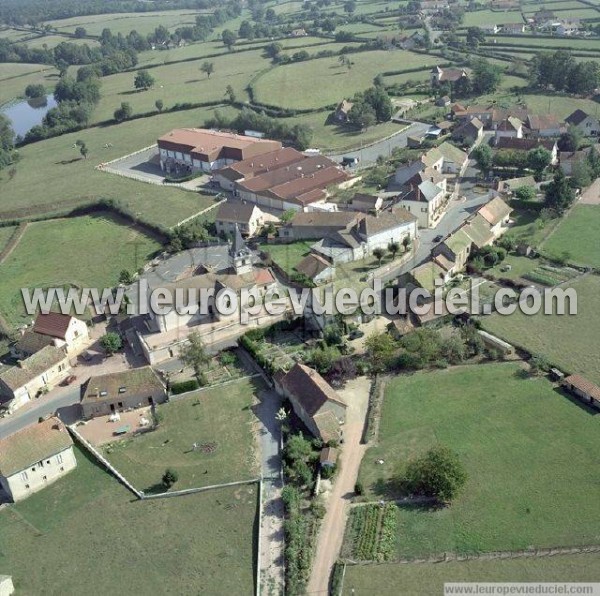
409 195 513 292
0 313 89 414
392 141 469 228
479 9 586 36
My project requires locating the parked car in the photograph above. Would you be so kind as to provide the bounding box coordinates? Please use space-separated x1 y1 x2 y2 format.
61 375 77 386
433 234 443 243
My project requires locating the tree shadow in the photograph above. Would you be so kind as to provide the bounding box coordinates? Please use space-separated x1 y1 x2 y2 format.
54 158 82 165
143 482 166 495
119 89 144 96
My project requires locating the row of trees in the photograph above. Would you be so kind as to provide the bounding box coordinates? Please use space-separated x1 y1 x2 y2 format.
529 50 600 95
205 108 314 150
0 115 15 171
472 144 553 180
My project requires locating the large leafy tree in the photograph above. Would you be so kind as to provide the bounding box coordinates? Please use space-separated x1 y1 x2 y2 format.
180 331 210 377
545 170 576 214
471 59 503 95
134 69 154 90
403 445 467 503
527 147 552 180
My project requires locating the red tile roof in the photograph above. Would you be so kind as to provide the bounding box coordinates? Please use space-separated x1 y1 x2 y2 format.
33 312 73 340
564 375 600 401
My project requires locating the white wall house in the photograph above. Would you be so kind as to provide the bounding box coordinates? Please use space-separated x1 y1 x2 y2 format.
0 418 77 502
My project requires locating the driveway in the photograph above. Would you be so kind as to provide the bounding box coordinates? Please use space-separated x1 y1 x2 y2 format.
307 376 371 595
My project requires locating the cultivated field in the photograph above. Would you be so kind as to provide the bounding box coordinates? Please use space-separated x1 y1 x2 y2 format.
358 363 600 558
0 448 258 594
542 205 600 267
482 274 600 384
342 553 600 596
101 377 260 492
0 214 160 327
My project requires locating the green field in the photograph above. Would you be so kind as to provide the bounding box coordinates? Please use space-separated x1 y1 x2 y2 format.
463 10 524 26
0 448 257 594
0 62 58 106
101 378 260 492
47 10 202 36
357 363 600 558
0 214 160 327
92 48 270 123
482 274 600 384
343 553 600 595
254 50 443 110
482 35 600 51
24 35 101 49
0 226 16 251
542 205 600 267
0 104 228 225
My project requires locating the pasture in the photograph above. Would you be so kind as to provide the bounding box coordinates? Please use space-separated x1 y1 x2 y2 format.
482 274 600 384
91 48 270 123
0 104 229 226
462 10 524 26
0 63 58 106
342 553 600 596
358 363 600 558
47 10 202 37
254 50 443 110
0 447 257 594
542 205 600 267
101 377 260 492
0 214 160 327
24 35 101 49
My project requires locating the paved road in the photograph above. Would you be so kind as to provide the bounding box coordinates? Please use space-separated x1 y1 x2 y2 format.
328 121 432 168
0 385 81 440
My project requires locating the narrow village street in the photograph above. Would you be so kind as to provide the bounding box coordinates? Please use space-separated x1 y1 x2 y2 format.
307 377 371 595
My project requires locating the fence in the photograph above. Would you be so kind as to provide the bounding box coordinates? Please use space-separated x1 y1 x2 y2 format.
67 424 143 499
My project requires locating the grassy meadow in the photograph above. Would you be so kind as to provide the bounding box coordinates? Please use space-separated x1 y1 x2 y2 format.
482 274 600 384
542 205 600 266
0 447 258 594
101 377 260 492
254 50 443 110
357 363 600 558
0 63 58 105
342 553 600 596
0 214 160 327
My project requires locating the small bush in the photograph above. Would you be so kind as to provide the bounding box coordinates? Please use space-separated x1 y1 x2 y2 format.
354 481 364 495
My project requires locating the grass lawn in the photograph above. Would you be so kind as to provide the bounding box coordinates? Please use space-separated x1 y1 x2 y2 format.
25 35 101 49
260 240 314 275
254 50 443 110
482 274 600 384
542 205 600 267
0 447 257 594
522 94 600 120
0 104 232 226
504 207 561 247
342 553 600 595
0 214 160 327
0 225 16 251
0 62 58 105
357 362 600 558
101 377 260 492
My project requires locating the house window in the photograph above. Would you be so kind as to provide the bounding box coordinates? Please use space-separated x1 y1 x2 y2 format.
25 484 30 489
21 471 28 481
74 330 79 337
31 467 36 472
60 467 64 472
56 453 63 465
